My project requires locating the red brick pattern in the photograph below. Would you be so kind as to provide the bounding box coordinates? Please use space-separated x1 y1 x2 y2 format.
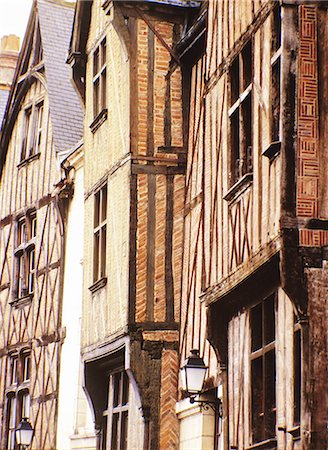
154 174 166 322
299 229 328 247
136 173 147 322
297 6 319 221
159 349 179 449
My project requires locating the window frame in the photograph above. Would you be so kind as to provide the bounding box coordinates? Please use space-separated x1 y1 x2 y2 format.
250 293 277 445
14 212 37 301
93 38 107 120
101 370 129 450
20 100 44 162
5 351 31 450
228 39 253 187
93 185 107 284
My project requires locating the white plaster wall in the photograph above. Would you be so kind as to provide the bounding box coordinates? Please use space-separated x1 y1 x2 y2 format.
56 151 95 450
177 399 216 450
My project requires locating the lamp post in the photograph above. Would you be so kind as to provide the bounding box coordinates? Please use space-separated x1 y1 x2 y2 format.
15 418 34 449
180 349 222 415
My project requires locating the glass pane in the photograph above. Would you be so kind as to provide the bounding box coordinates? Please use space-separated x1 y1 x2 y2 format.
11 357 18 385
251 357 263 443
23 354 31 381
230 110 240 183
264 349 276 438
111 413 119 450
18 220 26 245
120 411 128 450
17 254 25 297
122 372 129 406
242 40 252 89
93 231 100 282
101 39 106 65
251 303 262 351
30 215 37 238
100 226 106 278
101 69 107 111
94 191 100 228
101 415 107 450
94 47 99 76
271 59 281 142
294 328 301 425
20 392 30 419
113 373 120 408
264 295 275 345
242 92 252 174
101 186 107 222
272 5 281 53
28 249 35 294
94 79 100 117
230 57 239 105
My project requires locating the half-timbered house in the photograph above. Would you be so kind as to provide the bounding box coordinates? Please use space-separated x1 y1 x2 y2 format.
179 1 328 450
0 1 87 449
68 0 202 448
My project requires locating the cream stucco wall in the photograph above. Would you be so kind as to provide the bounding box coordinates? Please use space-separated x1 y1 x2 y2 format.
57 146 95 450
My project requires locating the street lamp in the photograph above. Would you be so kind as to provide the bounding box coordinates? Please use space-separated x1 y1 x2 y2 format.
15 418 33 449
180 349 222 415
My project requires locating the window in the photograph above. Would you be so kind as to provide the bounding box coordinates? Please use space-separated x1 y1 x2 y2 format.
93 185 107 283
271 5 281 142
101 371 129 450
5 352 31 450
250 294 276 444
293 317 301 427
21 101 44 161
93 38 107 118
14 212 36 300
229 40 253 185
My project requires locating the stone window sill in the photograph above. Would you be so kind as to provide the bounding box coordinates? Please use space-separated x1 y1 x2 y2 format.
17 152 40 168
89 277 107 294
224 173 253 202
90 109 108 133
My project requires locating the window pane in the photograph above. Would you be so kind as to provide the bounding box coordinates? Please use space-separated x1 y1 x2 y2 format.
251 357 263 443
17 254 25 298
28 249 35 294
30 215 37 239
242 40 252 89
294 328 301 425
122 372 129 406
23 353 31 382
264 295 275 345
94 191 100 227
271 59 281 142
100 225 106 278
101 186 107 222
94 79 100 117
251 303 262 352
94 48 99 77
272 5 281 53
113 373 120 408
101 415 107 450
101 69 107 112
242 92 252 174
264 349 276 438
230 110 240 183
20 392 30 419
18 219 26 245
93 231 100 282
111 413 119 450
101 39 106 66
230 57 239 105
6 396 16 450
120 411 128 450
11 357 18 385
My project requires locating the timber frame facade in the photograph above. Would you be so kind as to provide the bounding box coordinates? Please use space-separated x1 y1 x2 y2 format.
179 1 328 450
0 1 327 450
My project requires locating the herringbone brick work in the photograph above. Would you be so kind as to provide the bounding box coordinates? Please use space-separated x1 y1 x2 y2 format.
159 349 179 449
297 6 319 225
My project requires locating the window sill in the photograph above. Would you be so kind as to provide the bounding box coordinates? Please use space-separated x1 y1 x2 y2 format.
17 152 41 168
287 425 301 440
263 141 281 161
9 294 33 308
224 173 253 202
90 109 108 133
89 277 107 294
246 438 277 450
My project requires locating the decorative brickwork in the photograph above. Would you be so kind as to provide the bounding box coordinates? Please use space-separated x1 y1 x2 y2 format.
299 229 328 247
297 6 319 223
159 349 179 449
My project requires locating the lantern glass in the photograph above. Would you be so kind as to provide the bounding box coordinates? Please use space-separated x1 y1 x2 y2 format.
181 349 208 396
15 418 33 446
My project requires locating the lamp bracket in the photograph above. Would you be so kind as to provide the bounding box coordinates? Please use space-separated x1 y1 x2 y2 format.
189 396 223 416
